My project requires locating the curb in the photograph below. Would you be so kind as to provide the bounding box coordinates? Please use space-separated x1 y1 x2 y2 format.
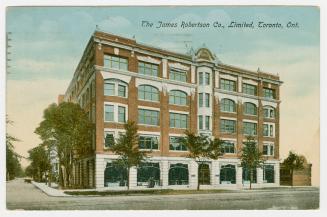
32 181 71 197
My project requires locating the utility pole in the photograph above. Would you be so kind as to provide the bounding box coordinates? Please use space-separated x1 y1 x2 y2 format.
6 32 12 74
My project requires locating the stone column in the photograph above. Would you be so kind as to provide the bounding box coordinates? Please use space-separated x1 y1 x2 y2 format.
95 155 105 189
236 166 243 189
257 167 263 188
211 160 220 187
275 162 280 186
189 161 198 189
129 166 137 189
161 160 169 188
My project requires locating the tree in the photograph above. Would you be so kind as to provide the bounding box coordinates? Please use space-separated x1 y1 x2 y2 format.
282 151 305 187
35 102 93 188
180 130 223 190
27 145 51 182
110 120 147 190
6 116 23 180
240 136 264 190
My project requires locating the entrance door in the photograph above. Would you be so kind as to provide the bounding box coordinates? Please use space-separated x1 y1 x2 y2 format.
198 164 210 185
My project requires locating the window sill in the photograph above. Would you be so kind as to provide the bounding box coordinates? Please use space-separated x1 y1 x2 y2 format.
138 99 160 103
138 124 160 127
169 150 188 152
104 94 128 98
139 149 160 151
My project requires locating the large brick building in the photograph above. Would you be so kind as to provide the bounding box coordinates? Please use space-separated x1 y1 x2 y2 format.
60 30 282 189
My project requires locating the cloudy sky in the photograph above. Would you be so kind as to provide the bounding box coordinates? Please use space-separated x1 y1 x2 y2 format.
5 6 320 185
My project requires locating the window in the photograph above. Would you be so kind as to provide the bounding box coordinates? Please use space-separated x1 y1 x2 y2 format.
139 135 159 150
263 88 275 99
242 83 257 96
104 55 128 70
264 106 275 118
199 93 203 107
170 113 188 128
243 122 257 135
170 69 187 82
263 124 274 137
138 109 159 126
263 165 275 183
220 164 236 184
205 72 210 85
220 119 236 133
199 72 203 85
244 102 257 115
205 116 210 130
138 85 159 102
118 85 126 97
222 141 235 154
242 167 257 183
104 79 127 97
199 116 203 130
169 136 187 151
104 105 114 122
137 163 160 186
104 132 115 148
205 93 210 107
169 90 187 106
138 61 159 77
169 164 189 185
263 143 274 156
118 106 126 123
104 82 115 96
220 79 236 92
220 98 236 112
104 162 127 187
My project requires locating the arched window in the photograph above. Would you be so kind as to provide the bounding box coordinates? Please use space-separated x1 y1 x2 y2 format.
137 163 160 187
104 162 127 187
220 164 236 184
263 106 275 118
220 98 236 112
169 90 187 105
168 163 189 185
244 102 257 115
138 85 159 102
104 79 128 98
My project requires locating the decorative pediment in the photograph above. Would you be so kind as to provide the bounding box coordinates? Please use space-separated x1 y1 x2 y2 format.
195 48 216 62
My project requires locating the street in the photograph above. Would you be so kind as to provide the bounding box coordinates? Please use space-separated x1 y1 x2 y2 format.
6 178 319 210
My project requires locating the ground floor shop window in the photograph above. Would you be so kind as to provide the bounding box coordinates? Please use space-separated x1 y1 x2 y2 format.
263 165 275 183
242 167 257 183
104 162 127 187
137 162 160 187
220 164 236 184
169 163 189 185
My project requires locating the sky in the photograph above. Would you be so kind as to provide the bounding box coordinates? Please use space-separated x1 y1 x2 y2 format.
5 6 320 185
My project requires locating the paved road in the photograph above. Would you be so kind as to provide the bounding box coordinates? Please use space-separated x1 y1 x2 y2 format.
6 179 319 210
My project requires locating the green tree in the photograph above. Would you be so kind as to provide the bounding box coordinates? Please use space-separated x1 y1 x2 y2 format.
240 136 264 190
6 117 23 180
27 145 51 182
35 102 93 188
110 120 147 190
180 130 223 190
282 151 305 187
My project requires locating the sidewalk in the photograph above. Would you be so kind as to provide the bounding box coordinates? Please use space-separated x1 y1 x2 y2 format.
32 181 71 197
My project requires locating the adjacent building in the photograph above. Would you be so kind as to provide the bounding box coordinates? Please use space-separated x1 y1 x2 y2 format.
60 30 282 189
